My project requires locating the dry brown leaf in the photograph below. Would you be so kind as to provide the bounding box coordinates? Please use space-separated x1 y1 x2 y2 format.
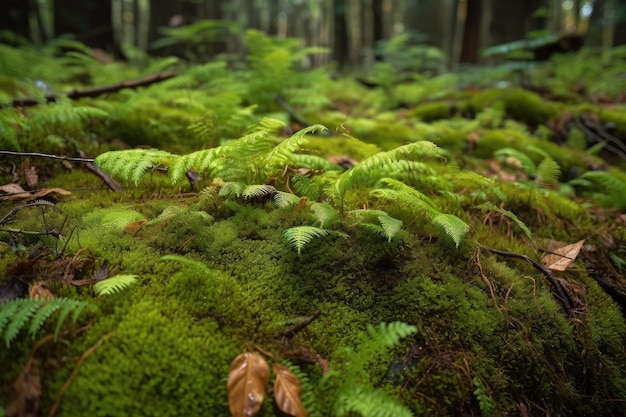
0 183 26 194
123 219 147 234
6 187 72 201
22 160 38 188
29 282 54 300
227 352 270 417
542 239 585 272
273 363 308 417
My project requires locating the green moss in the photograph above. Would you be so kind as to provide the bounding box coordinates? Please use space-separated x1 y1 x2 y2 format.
408 101 451 122
50 298 238 417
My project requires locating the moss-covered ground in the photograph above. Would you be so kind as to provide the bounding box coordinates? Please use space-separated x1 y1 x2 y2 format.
1 32 625 417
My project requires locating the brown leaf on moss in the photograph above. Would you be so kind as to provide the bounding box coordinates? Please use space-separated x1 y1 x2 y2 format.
542 239 585 272
4 187 71 201
0 183 26 194
123 219 147 235
29 282 54 300
227 352 270 417
273 363 308 417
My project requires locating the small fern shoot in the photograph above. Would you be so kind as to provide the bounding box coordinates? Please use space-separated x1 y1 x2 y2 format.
94 274 138 296
475 201 532 239
283 226 330 256
95 148 178 185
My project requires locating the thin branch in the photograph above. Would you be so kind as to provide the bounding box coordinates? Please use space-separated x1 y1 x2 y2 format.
0 151 94 162
276 310 321 340
480 245 574 316
6 72 177 108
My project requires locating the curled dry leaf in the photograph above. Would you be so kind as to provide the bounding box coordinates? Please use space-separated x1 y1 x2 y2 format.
123 219 148 234
0 183 26 194
29 282 54 300
273 363 308 417
227 352 270 417
542 239 585 272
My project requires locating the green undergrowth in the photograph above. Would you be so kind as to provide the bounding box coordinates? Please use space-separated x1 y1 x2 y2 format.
1 33 626 417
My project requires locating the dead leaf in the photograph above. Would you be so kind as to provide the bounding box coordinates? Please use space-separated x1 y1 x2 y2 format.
542 239 585 272
273 363 308 417
0 183 26 194
22 160 38 188
227 352 270 417
29 282 54 300
123 219 147 234
6 187 72 201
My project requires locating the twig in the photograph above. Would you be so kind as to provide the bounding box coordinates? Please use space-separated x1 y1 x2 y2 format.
0 151 94 162
480 245 574 316
48 332 114 417
6 72 177 108
276 310 321 340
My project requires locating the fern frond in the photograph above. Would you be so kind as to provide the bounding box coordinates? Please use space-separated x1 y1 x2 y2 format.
333 383 413 417
310 202 339 228
494 148 537 175
100 209 146 231
161 254 211 273
576 170 626 210
274 191 302 209
218 182 245 198
96 149 177 185
351 209 403 242
242 184 276 199
288 153 343 171
535 156 561 188
283 226 332 256
367 321 418 347
432 213 469 247
475 201 532 239
0 297 92 346
94 274 138 296
452 171 506 202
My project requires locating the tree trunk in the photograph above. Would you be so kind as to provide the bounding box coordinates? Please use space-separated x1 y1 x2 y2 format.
333 0 349 68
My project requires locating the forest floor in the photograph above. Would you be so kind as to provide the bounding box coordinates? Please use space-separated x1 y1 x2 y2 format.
1 33 626 417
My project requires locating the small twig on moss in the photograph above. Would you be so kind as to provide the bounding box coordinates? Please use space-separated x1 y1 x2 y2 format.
276 310 321 340
480 245 574 316
6 71 177 108
48 332 114 417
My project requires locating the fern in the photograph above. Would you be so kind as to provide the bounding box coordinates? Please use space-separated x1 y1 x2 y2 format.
242 184 276 199
274 191 302 208
351 209 403 242
494 148 537 175
535 156 561 188
575 170 626 210
95 148 177 185
475 201 532 239
94 274 138 296
432 213 469 247
283 226 330 256
333 384 413 417
310 202 339 228
0 297 92 346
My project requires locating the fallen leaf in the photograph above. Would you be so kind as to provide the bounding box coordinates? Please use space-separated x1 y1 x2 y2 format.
227 352 270 417
123 219 147 234
273 363 308 417
22 160 38 188
542 239 585 272
29 282 54 300
0 183 26 194
6 187 72 201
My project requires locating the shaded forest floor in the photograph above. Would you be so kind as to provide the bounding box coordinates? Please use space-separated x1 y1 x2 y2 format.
1 32 626 417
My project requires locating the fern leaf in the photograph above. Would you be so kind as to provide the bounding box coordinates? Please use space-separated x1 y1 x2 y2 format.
54 299 91 341
28 300 63 338
94 274 138 296
242 184 276 199
475 201 532 239
535 156 561 188
494 148 537 175
274 191 302 208
219 182 245 198
310 202 339 228
4 299 44 346
367 321 418 347
432 213 469 247
334 384 413 417
95 149 177 185
283 226 330 256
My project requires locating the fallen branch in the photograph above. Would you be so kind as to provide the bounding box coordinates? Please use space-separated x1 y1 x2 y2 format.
0 150 124 192
480 245 575 316
5 71 176 108
276 310 321 340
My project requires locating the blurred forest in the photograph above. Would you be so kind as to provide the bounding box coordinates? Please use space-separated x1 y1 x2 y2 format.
2 0 626 69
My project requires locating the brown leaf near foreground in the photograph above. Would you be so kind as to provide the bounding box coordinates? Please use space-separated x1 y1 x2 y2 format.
273 363 308 417
123 219 147 234
3 187 72 201
542 239 585 272
0 183 26 194
227 352 270 417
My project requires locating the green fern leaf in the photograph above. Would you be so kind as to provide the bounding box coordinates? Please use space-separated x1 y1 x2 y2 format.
95 149 177 185
54 299 91 341
475 201 532 239
367 321 418 346
4 299 44 346
536 156 561 188
310 202 339 228
274 191 302 208
94 274 138 296
334 384 413 417
283 226 330 256
494 148 537 175
242 184 276 199
219 181 245 198
432 213 469 247
28 300 62 338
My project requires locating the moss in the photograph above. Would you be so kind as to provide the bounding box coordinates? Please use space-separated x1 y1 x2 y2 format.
49 298 239 417
600 108 626 140
407 101 451 122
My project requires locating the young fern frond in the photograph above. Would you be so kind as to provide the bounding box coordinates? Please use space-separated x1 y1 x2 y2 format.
0 297 92 346
283 226 330 256
452 171 506 202
475 201 532 239
242 184 276 199
274 191 302 208
351 209 403 242
94 274 138 296
262 124 326 170
99 209 146 231
494 148 537 175
310 202 339 228
535 156 561 188
333 384 413 417
289 154 343 171
432 213 470 247
575 170 626 210
95 149 177 185
219 181 245 198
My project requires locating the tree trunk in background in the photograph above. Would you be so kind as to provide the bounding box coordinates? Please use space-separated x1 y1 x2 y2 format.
372 0 384 60
333 0 349 68
0 0 30 41
54 0 113 50
460 0 481 63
